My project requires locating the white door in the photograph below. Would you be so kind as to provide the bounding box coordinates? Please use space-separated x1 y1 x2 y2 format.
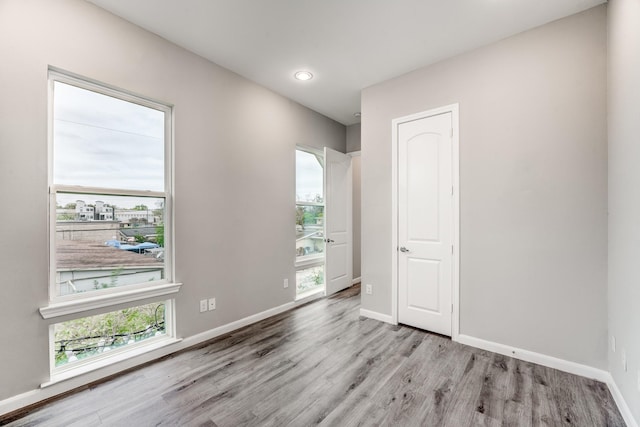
397 112 453 336
324 147 352 296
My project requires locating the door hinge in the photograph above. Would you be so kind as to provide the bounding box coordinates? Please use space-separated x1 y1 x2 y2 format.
450 128 454 138
451 186 454 196
451 245 454 255
451 304 454 313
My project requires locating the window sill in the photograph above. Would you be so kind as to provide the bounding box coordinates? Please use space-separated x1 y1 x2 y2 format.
41 336 181 388
39 282 182 319
295 256 324 269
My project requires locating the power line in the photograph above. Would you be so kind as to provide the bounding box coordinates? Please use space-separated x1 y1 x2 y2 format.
55 305 166 356
54 118 162 140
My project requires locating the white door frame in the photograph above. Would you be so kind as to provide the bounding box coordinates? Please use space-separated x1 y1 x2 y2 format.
391 104 460 340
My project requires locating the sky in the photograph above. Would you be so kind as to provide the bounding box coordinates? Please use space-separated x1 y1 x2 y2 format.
296 150 323 202
54 81 323 209
54 81 165 208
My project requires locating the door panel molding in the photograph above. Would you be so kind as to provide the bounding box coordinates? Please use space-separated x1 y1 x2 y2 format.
391 104 459 339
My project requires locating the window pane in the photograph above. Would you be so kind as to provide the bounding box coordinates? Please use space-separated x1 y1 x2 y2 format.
296 205 324 257
55 193 165 297
296 265 324 294
54 302 166 368
53 81 165 192
296 150 323 203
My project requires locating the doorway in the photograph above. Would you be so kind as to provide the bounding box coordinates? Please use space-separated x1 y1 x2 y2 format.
391 105 460 337
295 146 353 299
295 147 326 298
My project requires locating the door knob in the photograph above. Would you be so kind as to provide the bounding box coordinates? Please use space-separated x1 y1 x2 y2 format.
399 246 410 252
325 238 335 243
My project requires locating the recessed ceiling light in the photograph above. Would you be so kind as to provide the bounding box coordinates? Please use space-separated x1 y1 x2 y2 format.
294 71 313 81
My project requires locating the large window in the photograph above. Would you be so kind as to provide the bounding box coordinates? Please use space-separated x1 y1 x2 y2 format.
49 72 172 300
44 70 178 376
295 148 324 295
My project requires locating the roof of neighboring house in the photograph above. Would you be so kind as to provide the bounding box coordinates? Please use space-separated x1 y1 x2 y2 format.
56 240 163 269
119 227 158 237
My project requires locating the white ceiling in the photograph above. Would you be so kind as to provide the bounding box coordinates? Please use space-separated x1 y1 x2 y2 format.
88 0 605 125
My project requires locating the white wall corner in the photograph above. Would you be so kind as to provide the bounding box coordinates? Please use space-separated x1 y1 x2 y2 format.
359 308 395 325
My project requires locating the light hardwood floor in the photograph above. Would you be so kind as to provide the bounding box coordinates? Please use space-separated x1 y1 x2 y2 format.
3 285 625 426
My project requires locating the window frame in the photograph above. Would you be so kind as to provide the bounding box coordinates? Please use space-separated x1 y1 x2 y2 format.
295 146 325 268
42 69 180 319
48 299 176 379
295 146 325 297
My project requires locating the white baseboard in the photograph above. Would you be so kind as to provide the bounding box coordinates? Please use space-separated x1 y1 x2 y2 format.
359 308 394 325
294 288 325 305
179 301 296 348
456 334 638 427
352 277 361 285
604 372 639 427
0 301 296 418
456 334 609 382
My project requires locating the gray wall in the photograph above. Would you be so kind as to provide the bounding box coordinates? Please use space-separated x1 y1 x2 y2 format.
361 6 607 368
347 123 362 152
0 0 344 401
608 0 640 420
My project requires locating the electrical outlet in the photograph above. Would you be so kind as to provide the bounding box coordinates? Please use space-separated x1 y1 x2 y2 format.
611 335 616 353
284 278 289 288
199 299 208 313
365 284 373 295
208 298 216 311
622 350 627 372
